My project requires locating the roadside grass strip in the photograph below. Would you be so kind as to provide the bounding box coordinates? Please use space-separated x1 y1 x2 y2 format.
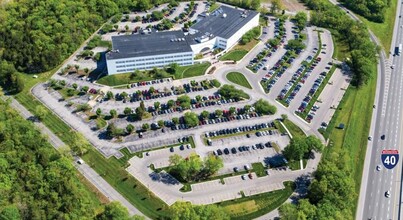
219 50 248 61
218 181 294 219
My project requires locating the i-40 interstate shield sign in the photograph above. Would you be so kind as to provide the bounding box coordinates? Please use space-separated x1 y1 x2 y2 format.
381 149 399 169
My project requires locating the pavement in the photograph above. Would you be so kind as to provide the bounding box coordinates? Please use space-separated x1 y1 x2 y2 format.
3 96 146 218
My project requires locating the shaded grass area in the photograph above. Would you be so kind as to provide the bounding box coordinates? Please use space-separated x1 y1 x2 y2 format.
283 119 306 138
356 0 398 54
97 63 211 86
219 50 248 61
82 148 170 218
251 162 267 177
233 38 259 51
320 63 376 215
218 181 294 219
226 72 253 89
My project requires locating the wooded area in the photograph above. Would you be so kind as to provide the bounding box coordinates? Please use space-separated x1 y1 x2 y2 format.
341 0 390 22
0 99 142 219
302 0 377 86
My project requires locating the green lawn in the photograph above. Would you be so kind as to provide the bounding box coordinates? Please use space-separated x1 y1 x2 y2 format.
97 63 211 86
175 62 211 79
283 119 306 138
226 72 253 89
321 63 376 215
219 50 248 61
97 73 154 86
218 182 294 219
208 3 220 12
357 0 398 54
251 162 267 177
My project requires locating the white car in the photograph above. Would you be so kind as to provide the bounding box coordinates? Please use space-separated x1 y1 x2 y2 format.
376 165 381 171
385 191 391 198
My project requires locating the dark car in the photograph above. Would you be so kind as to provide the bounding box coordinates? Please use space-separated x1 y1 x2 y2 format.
381 134 386 140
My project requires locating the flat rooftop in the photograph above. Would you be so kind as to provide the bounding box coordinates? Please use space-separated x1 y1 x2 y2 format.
107 31 193 60
190 5 259 40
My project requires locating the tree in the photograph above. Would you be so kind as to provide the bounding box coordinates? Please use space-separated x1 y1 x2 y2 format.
177 95 191 109
203 155 224 175
72 83 78 90
254 99 277 115
270 0 283 14
167 100 175 108
229 107 236 115
294 12 308 31
170 202 229 220
142 123 150 130
102 23 113 33
158 120 164 127
35 105 48 121
168 63 179 74
200 110 209 119
183 112 199 127
106 123 124 138
120 91 128 100
126 124 135 134
81 86 89 93
251 0 261 10
70 132 90 156
0 205 21 220
218 84 249 101
106 91 114 100
215 109 223 118
0 61 24 93
136 101 146 119
110 109 118 118
195 95 202 102
125 24 129 32
172 117 179 125
124 107 132 115
137 0 152 11
152 10 164 21
281 114 288 121
154 101 160 110
286 39 306 51
76 104 91 112
96 108 102 117
96 202 131 220
283 136 323 161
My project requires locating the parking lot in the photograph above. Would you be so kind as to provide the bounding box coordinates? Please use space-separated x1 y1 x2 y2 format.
33 4 348 208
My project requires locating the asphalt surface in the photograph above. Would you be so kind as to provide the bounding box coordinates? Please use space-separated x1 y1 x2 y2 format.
3 96 146 218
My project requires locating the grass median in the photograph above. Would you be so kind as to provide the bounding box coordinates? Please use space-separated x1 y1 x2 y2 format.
226 72 253 89
218 181 294 219
321 62 376 215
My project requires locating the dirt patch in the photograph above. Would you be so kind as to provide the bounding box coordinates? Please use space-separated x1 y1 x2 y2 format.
264 0 308 12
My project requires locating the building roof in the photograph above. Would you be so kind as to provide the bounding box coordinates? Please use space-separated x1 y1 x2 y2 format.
106 30 193 60
190 5 259 40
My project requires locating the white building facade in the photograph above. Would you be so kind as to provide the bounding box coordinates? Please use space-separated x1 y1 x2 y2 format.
106 51 194 74
106 6 259 75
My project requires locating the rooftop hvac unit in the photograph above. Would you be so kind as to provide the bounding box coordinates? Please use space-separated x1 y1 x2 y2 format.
222 13 227 18
181 38 185 41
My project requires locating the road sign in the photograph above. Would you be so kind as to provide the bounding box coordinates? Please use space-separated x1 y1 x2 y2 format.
381 150 399 169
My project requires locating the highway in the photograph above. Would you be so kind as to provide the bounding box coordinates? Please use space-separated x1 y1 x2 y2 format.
329 0 403 218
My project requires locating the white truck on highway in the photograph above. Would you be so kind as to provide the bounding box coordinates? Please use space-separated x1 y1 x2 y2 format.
396 43 402 55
